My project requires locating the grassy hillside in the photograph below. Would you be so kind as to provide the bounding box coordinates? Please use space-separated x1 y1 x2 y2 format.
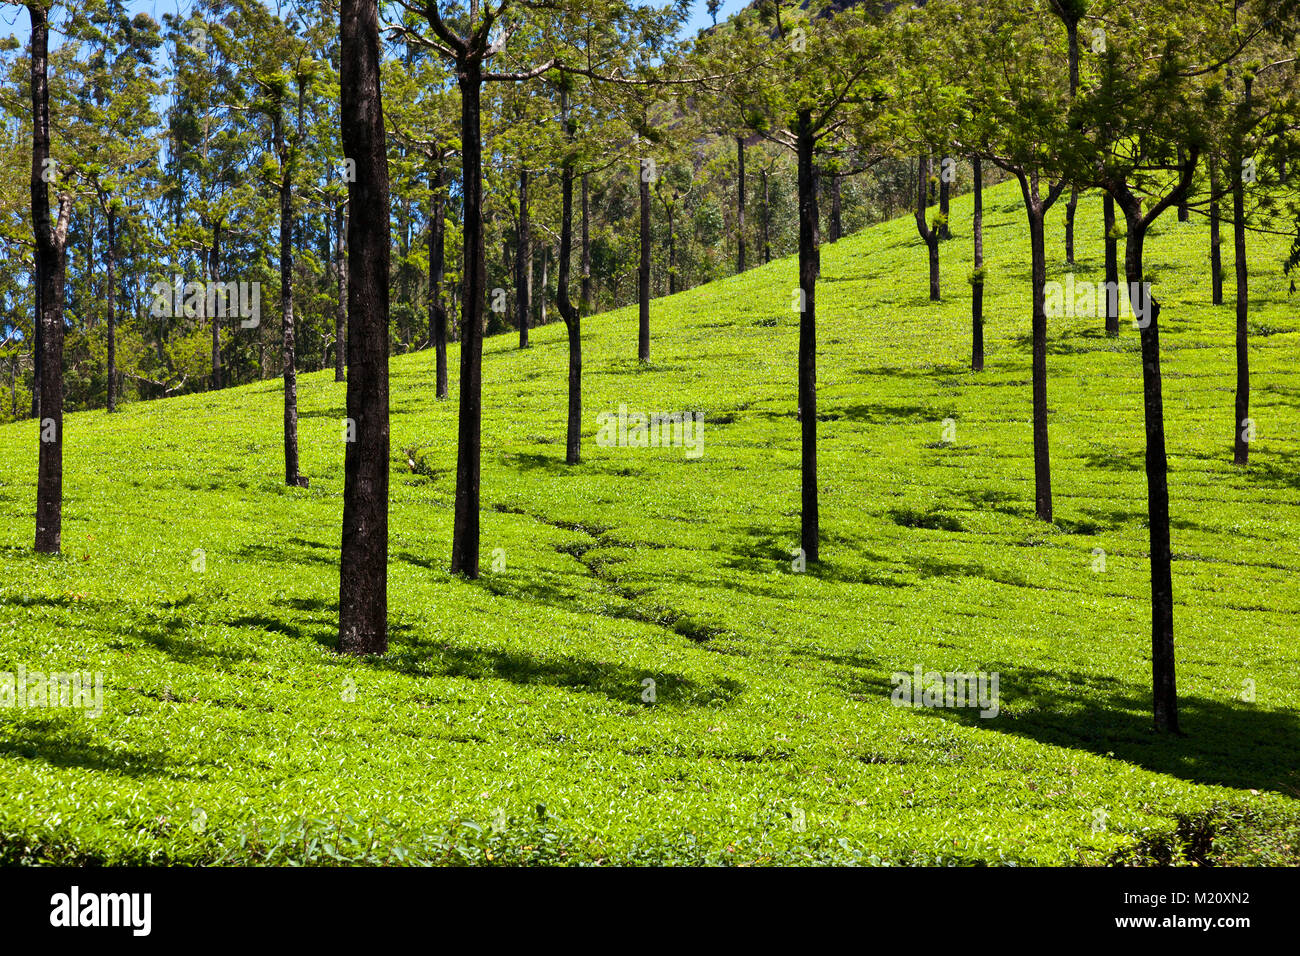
1 179 1298 865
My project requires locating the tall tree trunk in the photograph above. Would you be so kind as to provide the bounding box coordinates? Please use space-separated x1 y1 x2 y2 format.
797 111 819 564
29 4 69 555
667 205 676 295
638 166 651 362
1177 148 1190 222
31 259 41 419
451 58 486 578
106 209 117 411
971 155 984 372
536 245 548 324
1104 194 1120 336
1209 155 1223 306
558 93 581 465
1122 214 1178 734
762 168 771 264
1014 172 1057 523
736 137 746 273
915 155 940 301
210 221 222 390
1029 204 1051 522
336 199 348 382
430 161 447 397
1233 143 1250 467
516 167 530 348
276 111 304 487
581 171 592 316
338 0 391 653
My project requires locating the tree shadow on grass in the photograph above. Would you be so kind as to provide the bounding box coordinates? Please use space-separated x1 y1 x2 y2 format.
844 665 1300 795
371 638 744 709
0 715 195 781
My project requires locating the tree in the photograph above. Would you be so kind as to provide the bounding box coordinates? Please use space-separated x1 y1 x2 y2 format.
1067 0 1298 731
962 0 1073 523
27 1 74 554
700 0 895 564
337 0 391 654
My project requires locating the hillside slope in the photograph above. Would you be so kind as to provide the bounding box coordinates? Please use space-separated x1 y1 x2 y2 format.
1 179 1298 865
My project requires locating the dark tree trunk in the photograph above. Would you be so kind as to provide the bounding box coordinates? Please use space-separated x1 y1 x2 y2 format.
1122 214 1179 734
971 155 984 372
1104 194 1120 336
638 167 651 361
276 110 304 488
210 221 222 390
762 168 771 264
1177 148 1190 222
536 245 548 324
797 111 819 564
451 59 486 578
338 0 391 654
1013 172 1057 523
336 200 348 382
915 155 940 301
516 167 530 348
29 4 68 554
736 137 746 273
31 258 41 419
557 93 581 465
667 204 676 295
106 209 117 411
1233 144 1249 467
581 171 592 316
1209 155 1223 306
1029 205 1051 522
429 161 447 398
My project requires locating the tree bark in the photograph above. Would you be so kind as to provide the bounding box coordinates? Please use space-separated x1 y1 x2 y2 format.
1122 213 1178 734
581 171 592 316
638 165 651 361
106 209 118 411
1013 171 1059 523
338 0 391 653
558 93 581 465
1233 142 1249 467
915 155 940 301
516 167 530 348
762 168 771 264
29 3 70 554
429 161 447 397
797 111 819 564
736 137 746 273
276 110 304 487
210 221 222 390
336 199 348 382
971 155 984 372
1104 193 1120 336
450 58 486 577
1209 155 1223 306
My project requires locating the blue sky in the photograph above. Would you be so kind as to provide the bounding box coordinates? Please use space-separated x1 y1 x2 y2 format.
0 1 752 43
